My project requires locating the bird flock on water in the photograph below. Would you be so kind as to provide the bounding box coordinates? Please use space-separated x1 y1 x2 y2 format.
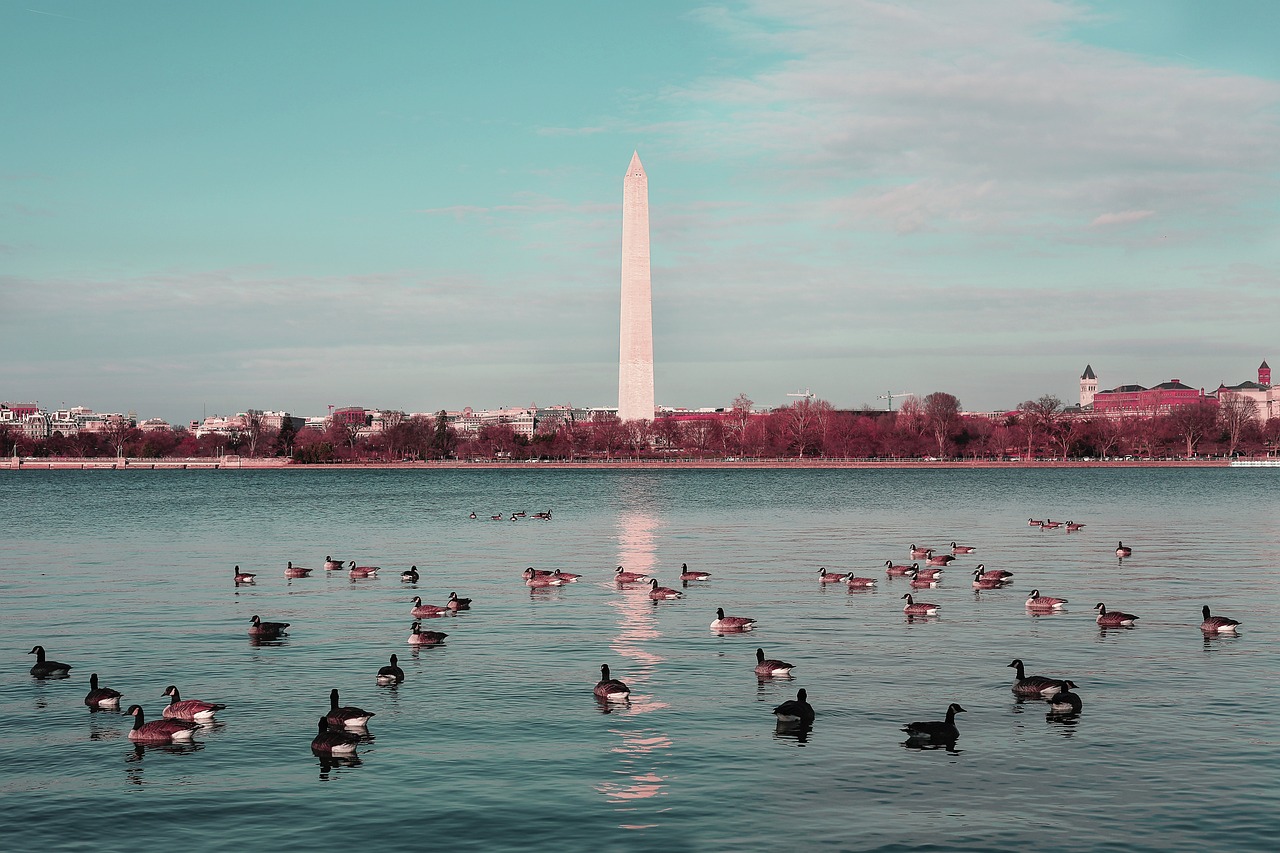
25 511 1243 759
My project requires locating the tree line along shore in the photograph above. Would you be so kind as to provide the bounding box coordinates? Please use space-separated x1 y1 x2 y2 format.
3 392 1275 465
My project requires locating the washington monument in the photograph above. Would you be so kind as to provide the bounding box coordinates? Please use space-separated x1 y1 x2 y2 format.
618 151 655 422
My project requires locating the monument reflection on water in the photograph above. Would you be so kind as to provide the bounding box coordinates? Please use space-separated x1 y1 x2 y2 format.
596 508 672 827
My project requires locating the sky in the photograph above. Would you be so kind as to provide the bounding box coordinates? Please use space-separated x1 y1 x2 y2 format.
2 0 1278 423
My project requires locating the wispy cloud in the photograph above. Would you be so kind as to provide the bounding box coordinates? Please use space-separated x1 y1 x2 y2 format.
649 0 1280 243
1090 209 1156 227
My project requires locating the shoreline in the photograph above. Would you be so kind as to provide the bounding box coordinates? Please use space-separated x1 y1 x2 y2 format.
2 457 1245 471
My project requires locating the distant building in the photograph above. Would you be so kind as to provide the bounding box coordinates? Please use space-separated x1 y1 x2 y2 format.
1091 378 1213 417
193 414 249 438
1079 365 1097 409
1215 361 1277 422
331 407 369 427
138 418 172 433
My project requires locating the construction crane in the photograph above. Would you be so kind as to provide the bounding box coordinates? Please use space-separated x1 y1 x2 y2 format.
786 388 815 401
877 391 914 411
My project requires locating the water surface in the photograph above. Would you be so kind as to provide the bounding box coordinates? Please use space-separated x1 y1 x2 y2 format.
2 468 1276 851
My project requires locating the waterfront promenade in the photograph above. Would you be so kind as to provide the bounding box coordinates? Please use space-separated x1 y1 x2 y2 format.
3 456 1238 471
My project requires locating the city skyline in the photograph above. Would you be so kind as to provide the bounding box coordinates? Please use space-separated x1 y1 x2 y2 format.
3 1 1278 424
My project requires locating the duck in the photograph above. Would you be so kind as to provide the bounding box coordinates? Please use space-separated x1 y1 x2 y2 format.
614 566 649 583
411 596 449 618
1040 519 1062 530
233 565 257 585
772 689 814 725
909 544 931 558
902 703 965 740
845 574 876 588
925 552 955 567
249 615 290 638
649 579 683 600
28 645 71 678
817 568 846 584
326 688 374 729
754 647 795 677
1028 518 1044 527
524 567 555 577
84 673 122 708
284 561 313 578
973 564 1013 581
525 571 565 588
1046 680 1083 714
1065 521 1085 531
348 561 379 579
901 593 939 616
400 566 420 583
532 510 552 520
126 705 198 743
1007 659 1065 696
680 563 711 581
1200 605 1241 634
550 569 581 583
710 607 757 631
447 592 472 611
468 512 477 520
311 716 359 755
376 654 405 685
407 621 448 645
971 573 1007 590
1025 589 1068 610
324 556 345 570
907 569 939 589
593 664 630 702
490 514 504 521
884 560 916 576
512 511 526 518
1115 541 1132 558
1094 603 1139 627
950 541 977 554
161 685 226 722
911 565 944 579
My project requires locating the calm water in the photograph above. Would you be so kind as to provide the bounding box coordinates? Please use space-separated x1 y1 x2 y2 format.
2 468 1277 851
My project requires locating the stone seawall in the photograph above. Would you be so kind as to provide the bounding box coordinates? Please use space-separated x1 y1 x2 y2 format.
4 456 292 470
4 457 1239 471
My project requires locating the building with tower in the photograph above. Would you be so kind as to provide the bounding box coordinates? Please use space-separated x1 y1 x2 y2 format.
1215 361 1277 422
618 152 655 422
1079 365 1097 408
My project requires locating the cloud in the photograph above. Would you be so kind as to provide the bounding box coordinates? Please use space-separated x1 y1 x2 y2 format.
648 0 1280 243
1090 209 1156 227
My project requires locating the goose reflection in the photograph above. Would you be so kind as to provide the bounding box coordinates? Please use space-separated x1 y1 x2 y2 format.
596 508 673 813
317 754 363 780
1046 712 1081 735
773 722 813 745
901 736 961 754
125 741 202 764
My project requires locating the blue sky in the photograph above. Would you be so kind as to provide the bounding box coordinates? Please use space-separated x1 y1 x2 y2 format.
3 0 1277 422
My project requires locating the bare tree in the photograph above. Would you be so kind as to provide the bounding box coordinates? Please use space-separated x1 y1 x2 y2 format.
1218 392 1259 456
896 396 925 437
729 393 753 456
1049 415 1087 459
1016 395 1062 458
103 417 135 458
244 412 264 457
1167 400 1219 457
785 398 832 458
922 392 961 458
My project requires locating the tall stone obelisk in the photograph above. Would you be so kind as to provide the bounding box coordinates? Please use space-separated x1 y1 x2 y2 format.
618 152 655 422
